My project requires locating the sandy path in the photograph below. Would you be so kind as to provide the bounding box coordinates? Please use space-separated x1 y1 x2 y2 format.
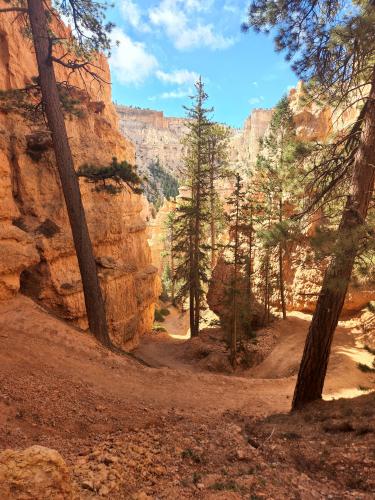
136 307 375 401
0 296 373 441
0 296 292 418
0 296 374 499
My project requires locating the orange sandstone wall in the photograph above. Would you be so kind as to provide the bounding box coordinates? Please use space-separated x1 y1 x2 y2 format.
0 6 160 349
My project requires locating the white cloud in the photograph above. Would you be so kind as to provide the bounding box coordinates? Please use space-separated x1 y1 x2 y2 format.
110 28 158 84
156 69 199 85
184 0 214 11
120 0 141 28
248 96 264 105
149 0 234 50
120 0 150 32
149 88 191 100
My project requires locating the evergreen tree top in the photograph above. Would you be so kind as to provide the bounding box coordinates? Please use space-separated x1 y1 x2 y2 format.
243 1 375 106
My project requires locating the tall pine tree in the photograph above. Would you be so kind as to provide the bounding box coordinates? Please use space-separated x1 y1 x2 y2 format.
0 0 116 347
255 96 303 320
244 0 375 409
173 78 212 336
207 123 231 269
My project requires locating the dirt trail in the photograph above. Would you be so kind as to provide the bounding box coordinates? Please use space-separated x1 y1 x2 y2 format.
136 307 375 401
1 296 374 499
0 297 292 418
248 311 375 400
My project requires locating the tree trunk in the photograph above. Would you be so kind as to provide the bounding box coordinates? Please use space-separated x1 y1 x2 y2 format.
193 183 201 336
263 250 270 325
292 69 375 410
231 187 240 367
247 208 253 307
189 225 196 336
27 0 111 347
210 164 217 269
193 128 202 337
278 198 287 320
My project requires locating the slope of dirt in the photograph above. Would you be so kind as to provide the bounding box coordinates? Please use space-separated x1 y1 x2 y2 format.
0 296 374 498
136 309 375 401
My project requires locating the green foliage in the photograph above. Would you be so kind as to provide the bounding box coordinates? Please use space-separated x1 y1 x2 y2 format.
143 159 179 210
153 325 167 333
224 174 258 349
58 86 86 118
0 80 86 121
53 0 115 56
154 309 165 322
254 96 303 319
181 448 202 463
209 481 241 492
172 78 213 333
243 1 375 107
244 0 375 223
77 157 143 195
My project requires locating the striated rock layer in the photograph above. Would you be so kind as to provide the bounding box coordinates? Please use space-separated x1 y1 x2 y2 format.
229 108 274 170
116 105 274 178
116 105 188 176
0 7 159 349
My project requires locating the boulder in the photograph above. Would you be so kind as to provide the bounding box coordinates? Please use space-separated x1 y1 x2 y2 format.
0 445 74 499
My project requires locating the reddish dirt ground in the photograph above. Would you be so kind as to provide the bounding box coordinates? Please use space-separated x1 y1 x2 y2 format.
0 296 374 498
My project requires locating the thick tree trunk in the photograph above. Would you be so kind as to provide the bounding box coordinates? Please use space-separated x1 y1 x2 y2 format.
263 250 270 325
292 70 375 410
231 191 240 367
210 170 217 269
279 199 287 320
27 0 111 347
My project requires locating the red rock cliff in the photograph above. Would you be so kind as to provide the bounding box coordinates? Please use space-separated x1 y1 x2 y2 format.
0 7 160 349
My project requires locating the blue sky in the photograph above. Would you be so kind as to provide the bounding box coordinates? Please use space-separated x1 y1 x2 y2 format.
107 0 298 128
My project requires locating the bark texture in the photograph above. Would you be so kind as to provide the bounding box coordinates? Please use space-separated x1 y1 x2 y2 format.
27 0 111 347
292 70 375 410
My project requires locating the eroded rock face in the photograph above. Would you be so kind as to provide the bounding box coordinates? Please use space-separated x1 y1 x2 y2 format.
0 446 74 499
229 108 274 170
116 106 274 179
116 106 188 176
0 8 160 349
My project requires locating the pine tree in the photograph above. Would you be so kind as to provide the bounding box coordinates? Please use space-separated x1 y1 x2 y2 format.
244 0 375 409
225 173 256 365
164 207 177 305
173 78 212 336
255 96 303 320
206 123 231 269
0 0 116 347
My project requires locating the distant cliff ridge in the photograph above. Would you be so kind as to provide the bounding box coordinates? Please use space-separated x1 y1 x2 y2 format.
116 105 189 177
116 105 274 179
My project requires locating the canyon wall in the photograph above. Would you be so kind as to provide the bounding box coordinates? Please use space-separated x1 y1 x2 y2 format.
116 106 188 176
0 8 159 349
259 83 374 314
116 105 274 279
229 109 274 170
116 105 274 177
